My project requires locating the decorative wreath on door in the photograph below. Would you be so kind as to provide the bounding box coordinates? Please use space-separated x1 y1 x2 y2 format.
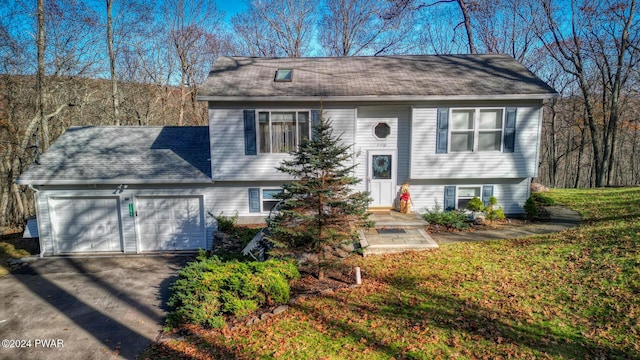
373 155 390 174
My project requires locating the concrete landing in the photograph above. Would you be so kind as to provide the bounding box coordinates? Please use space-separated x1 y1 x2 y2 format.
360 211 438 256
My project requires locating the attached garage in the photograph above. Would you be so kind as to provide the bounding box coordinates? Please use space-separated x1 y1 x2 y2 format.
49 197 123 254
16 126 214 256
136 196 205 251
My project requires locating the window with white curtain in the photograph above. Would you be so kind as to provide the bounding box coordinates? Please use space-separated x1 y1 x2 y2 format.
258 111 310 153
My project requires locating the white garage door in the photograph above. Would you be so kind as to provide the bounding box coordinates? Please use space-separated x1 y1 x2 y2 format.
50 197 123 253
136 196 205 251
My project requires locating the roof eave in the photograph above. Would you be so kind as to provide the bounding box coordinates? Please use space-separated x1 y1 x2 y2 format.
15 178 213 186
197 93 559 102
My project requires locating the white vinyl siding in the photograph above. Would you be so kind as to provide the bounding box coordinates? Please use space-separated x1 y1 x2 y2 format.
209 107 355 181
411 105 542 179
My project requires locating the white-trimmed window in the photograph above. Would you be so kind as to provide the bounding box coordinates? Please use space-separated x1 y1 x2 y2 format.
450 108 504 152
456 186 481 209
261 188 283 212
258 111 310 153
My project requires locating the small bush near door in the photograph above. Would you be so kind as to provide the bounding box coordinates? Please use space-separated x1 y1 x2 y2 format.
166 251 300 329
422 202 469 231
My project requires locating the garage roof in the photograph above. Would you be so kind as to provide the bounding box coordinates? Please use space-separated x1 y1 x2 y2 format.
198 55 558 101
16 126 211 185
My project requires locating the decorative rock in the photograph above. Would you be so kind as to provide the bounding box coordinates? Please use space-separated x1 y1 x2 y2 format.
473 214 486 225
339 242 355 253
297 252 319 264
334 248 350 258
246 317 260 326
260 312 272 321
272 305 288 315
531 183 549 192
320 288 335 295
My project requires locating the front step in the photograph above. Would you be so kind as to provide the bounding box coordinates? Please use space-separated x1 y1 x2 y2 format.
369 211 428 230
359 228 438 256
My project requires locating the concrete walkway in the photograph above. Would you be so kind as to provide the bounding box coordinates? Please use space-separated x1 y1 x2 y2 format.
360 212 438 256
430 206 582 244
360 206 582 255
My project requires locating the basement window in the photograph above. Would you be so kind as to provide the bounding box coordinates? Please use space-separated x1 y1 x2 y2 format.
274 69 293 82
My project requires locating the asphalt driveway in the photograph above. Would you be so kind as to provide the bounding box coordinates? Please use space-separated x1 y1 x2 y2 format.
0 255 191 360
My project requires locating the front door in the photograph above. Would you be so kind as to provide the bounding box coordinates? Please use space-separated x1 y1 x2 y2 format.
368 150 396 208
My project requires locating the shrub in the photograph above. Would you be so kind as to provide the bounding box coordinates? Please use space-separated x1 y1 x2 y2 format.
524 196 539 218
466 197 485 212
531 192 555 206
423 203 469 231
166 252 300 329
486 207 506 221
213 211 238 234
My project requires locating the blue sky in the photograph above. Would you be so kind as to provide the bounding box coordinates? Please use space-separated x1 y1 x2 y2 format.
216 1 247 21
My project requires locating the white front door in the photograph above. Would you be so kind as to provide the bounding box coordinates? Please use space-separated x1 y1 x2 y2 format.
367 150 396 207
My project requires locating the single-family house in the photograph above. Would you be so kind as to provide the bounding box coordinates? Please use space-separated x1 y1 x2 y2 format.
17 55 557 255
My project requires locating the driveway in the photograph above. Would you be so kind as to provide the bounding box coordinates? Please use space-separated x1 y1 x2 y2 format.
0 255 191 360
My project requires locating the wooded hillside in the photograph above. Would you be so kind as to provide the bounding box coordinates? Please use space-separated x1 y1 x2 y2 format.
0 75 205 230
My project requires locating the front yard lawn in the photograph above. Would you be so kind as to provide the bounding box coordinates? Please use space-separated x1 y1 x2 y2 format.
143 187 640 359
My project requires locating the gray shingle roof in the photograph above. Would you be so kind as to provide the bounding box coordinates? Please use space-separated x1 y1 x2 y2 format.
198 55 557 100
16 126 211 185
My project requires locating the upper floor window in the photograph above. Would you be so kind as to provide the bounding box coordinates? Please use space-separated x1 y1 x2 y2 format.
450 108 504 152
258 111 310 153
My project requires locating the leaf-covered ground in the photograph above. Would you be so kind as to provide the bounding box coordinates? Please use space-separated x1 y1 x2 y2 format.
0 232 36 277
142 187 640 359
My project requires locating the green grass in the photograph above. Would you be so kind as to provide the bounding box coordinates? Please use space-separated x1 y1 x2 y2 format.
0 233 36 277
143 187 640 359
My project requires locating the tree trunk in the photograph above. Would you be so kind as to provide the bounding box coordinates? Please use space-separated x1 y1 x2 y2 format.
37 0 49 149
107 0 120 126
457 0 476 54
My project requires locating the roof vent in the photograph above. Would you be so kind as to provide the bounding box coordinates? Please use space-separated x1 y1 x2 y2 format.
274 69 292 82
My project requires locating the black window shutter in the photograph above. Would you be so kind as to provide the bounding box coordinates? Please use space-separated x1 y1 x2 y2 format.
311 110 321 139
248 188 260 213
244 110 257 155
436 108 449 154
503 107 516 153
482 185 494 207
444 186 456 210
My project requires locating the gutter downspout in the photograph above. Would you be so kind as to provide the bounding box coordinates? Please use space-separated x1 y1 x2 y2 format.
27 184 45 258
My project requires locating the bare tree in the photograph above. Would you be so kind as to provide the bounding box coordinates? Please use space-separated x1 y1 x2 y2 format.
387 0 477 54
106 0 120 126
232 0 317 57
469 0 540 63
163 0 225 125
232 6 282 56
533 0 640 187
318 0 414 56
37 0 47 149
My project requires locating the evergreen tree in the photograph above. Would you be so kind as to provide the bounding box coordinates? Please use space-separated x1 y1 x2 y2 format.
267 115 372 251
